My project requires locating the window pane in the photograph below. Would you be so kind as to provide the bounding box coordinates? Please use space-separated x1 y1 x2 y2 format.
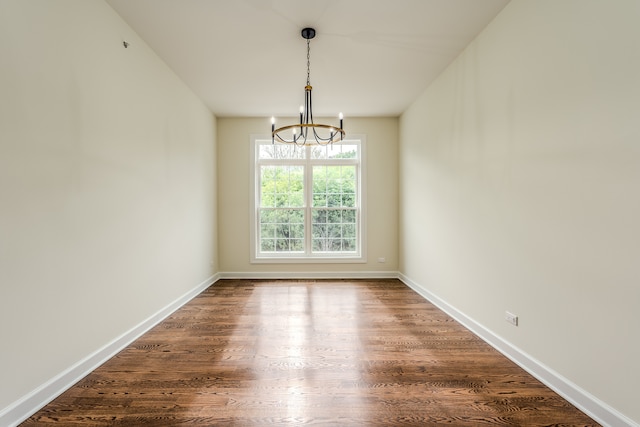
312 209 327 223
276 239 289 251
327 194 341 207
327 224 341 238
342 239 356 251
343 223 356 238
312 193 326 208
312 223 326 239
289 209 304 224
276 224 289 239
261 239 275 251
343 209 356 223
343 179 355 193
274 209 289 223
312 238 324 252
260 209 276 224
290 224 304 238
310 144 358 159
261 224 275 238
327 210 341 223
259 143 306 160
291 239 304 251
341 193 355 207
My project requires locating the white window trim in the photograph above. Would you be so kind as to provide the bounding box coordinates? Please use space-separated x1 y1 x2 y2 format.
250 134 367 264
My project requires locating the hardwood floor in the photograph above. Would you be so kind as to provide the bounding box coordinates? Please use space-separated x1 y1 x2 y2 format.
23 279 598 426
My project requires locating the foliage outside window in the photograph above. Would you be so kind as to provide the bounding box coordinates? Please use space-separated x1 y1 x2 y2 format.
252 137 365 263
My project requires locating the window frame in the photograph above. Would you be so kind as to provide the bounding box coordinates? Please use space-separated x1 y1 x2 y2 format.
250 135 367 264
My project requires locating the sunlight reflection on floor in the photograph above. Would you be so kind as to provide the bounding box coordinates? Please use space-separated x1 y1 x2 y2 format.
249 282 370 422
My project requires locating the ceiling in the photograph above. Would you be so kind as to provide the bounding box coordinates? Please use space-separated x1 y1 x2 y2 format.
105 0 510 118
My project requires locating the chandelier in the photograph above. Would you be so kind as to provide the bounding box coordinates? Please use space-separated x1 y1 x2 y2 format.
271 27 344 146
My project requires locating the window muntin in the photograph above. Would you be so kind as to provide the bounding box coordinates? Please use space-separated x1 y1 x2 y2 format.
252 138 364 262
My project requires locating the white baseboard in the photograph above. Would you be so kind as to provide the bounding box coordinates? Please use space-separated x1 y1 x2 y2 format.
398 273 638 427
0 273 220 427
219 270 400 280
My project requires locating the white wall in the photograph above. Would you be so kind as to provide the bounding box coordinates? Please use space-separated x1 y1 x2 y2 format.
217 117 398 276
0 0 217 417
399 0 640 424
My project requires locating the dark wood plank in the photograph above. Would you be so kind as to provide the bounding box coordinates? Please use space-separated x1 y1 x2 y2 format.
22 279 599 426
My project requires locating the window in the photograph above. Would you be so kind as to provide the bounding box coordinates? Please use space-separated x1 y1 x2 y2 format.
251 136 366 263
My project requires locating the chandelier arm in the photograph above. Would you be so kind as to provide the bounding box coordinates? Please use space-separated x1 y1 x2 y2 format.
312 126 342 144
308 89 314 124
313 127 331 145
305 86 312 124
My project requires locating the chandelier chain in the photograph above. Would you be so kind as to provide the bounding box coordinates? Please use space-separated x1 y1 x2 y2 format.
306 39 311 86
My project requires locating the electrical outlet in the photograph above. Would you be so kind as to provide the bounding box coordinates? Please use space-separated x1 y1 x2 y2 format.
377 257 386 263
505 311 518 326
